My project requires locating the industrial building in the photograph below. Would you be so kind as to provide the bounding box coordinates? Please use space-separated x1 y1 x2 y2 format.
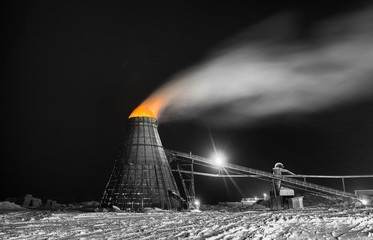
100 106 180 210
101 106 372 211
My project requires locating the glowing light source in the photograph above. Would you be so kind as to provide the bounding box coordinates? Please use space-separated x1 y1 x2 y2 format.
128 96 165 119
129 105 156 119
212 152 226 166
194 199 200 206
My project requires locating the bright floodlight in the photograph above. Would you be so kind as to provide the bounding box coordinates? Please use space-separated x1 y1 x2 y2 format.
212 152 226 166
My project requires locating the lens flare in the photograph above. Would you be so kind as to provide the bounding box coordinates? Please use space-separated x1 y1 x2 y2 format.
212 152 226 166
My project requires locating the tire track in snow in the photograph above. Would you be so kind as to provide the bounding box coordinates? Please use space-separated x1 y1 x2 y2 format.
1 208 372 239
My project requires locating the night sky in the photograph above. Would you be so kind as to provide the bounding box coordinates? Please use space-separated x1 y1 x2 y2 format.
1 1 372 204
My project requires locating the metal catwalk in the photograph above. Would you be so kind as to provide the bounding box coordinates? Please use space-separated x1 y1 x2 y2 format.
167 150 363 200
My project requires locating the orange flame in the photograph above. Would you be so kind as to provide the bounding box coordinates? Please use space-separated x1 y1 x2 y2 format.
128 96 164 119
128 105 156 118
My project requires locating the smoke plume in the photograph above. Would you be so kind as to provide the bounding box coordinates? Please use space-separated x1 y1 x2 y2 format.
143 7 373 126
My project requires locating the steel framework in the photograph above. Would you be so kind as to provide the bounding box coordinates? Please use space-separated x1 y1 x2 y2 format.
100 117 180 210
167 150 373 201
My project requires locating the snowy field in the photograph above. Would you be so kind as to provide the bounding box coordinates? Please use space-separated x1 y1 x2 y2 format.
1 207 373 239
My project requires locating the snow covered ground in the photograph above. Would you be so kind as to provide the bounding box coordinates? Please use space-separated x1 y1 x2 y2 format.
1 207 373 239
